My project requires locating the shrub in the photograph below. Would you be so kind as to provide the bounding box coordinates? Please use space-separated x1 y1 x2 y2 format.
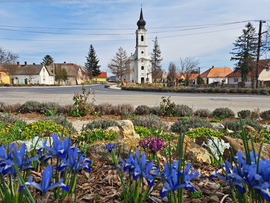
0 102 22 112
134 105 151 115
40 116 77 134
94 103 114 115
185 127 221 140
111 104 134 115
21 120 69 139
223 118 264 131
134 126 151 138
59 104 76 114
19 101 41 113
173 104 193 117
132 115 162 130
83 119 118 131
202 88 209 93
39 102 61 114
214 88 223 93
212 107 235 118
243 88 252 94
196 88 204 93
251 89 260 94
0 112 26 125
260 89 269 95
261 110 270 120
171 117 212 132
221 88 229 93
237 88 245 93
237 110 251 119
208 88 215 93
229 88 237 93
150 106 161 115
159 96 176 116
194 109 211 118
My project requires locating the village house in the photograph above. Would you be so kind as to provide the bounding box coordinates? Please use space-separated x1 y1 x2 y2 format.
176 73 200 85
227 59 270 87
200 66 232 85
0 66 10 84
10 62 54 85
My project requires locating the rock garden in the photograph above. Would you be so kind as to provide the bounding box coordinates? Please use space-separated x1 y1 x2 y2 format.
0 87 270 203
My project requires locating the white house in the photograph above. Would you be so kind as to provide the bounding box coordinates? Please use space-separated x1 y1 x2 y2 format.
129 9 152 84
11 62 54 85
200 66 232 84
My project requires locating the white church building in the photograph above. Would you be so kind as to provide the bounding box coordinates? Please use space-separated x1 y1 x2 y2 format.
129 9 152 84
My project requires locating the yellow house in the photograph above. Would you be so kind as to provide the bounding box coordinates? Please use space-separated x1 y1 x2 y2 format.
0 66 10 84
91 72 107 82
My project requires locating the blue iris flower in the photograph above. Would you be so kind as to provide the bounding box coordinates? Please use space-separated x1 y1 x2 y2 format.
105 143 116 153
142 161 159 187
43 133 72 162
57 147 91 172
19 165 69 196
119 150 140 175
159 161 201 198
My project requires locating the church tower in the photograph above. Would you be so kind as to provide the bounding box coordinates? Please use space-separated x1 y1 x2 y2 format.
130 8 152 83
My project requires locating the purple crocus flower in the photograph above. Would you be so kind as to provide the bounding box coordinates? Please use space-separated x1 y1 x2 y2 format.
138 135 164 154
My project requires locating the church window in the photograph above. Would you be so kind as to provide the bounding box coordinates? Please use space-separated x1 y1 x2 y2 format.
141 35 144 41
141 51 144 54
141 66 144 70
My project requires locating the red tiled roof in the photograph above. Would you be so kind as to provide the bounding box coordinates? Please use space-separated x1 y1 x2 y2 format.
201 67 232 78
92 72 107 79
176 73 199 80
0 66 9 72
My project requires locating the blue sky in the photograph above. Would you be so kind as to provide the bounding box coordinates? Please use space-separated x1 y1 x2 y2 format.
0 0 270 75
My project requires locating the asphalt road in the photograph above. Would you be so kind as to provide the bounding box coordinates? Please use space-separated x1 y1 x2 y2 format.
1 84 270 113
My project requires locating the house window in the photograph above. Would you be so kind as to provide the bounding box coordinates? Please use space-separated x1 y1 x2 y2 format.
141 35 144 41
0 73 2 81
234 78 238 83
43 76 45 81
141 66 144 70
43 68 45 72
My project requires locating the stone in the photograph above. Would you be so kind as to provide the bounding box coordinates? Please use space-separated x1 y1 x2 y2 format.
209 195 220 202
105 126 120 135
244 125 256 133
212 123 224 132
116 120 140 140
222 136 270 160
195 136 207 147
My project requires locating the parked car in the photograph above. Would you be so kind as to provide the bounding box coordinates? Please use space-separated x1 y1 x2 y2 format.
209 81 221 87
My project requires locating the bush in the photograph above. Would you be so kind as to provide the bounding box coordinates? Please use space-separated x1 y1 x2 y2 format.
134 105 151 115
95 103 114 115
171 117 212 133
229 88 237 93
223 118 264 131
221 88 229 93
21 120 69 139
19 101 41 113
212 107 235 118
237 110 251 119
150 106 161 115
0 102 22 112
0 112 26 125
173 104 193 117
134 126 151 138
83 119 118 131
214 88 223 93
194 109 211 117
251 89 260 94
243 88 252 94
237 88 245 93
261 110 270 120
111 104 134 115
208 88 215 93
260 89 269 95
59 104 76 114
185 127 221 140
132 115 162 130
40 116 77 134
39 102 61 114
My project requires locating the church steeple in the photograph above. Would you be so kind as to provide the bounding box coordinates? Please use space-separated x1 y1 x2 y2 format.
137 8 146 29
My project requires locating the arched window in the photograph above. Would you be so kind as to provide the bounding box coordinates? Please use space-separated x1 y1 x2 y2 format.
141 35 144 41
141 66 144 70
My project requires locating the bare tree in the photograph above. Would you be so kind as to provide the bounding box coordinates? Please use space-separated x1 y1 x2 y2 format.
179 57 199 86
261 22 270 59
0 47 19 65
151 37 163 82
1 63 18 82
107 47 130 81
167 62 177 86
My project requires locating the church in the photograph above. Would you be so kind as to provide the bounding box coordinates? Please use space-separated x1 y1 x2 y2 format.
129 9 152 84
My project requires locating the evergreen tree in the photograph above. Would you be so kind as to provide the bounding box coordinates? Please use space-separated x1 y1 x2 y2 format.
151 37 163 82
230 22 258 82
85 44 101 79
41 55 54 66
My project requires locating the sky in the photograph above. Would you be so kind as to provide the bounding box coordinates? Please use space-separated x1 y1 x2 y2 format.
0 0 270 75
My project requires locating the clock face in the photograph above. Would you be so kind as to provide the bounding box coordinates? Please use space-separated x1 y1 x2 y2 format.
141 51 144 54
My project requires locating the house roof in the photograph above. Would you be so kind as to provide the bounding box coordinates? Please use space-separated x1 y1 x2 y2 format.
92 72 107 79
12 65 43 75
176 73 199 80
0 66 9 73
226 59 270 78
200 67 232 78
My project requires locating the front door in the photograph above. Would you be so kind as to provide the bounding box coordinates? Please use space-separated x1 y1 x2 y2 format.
141 77 144 84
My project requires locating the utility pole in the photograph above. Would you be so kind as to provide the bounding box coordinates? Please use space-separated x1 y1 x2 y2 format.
255 20 266 88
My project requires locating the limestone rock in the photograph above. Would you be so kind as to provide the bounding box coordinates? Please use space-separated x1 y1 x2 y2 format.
244 125 256 133
116 120 140 140
105 126 120 135
222 136 270 160
195 136 207 147
185 142 210 164
212 123 224 132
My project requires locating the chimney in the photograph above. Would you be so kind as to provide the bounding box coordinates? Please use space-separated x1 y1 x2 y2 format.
64 61 66 64
17 62 20 67
211 66 214 69
25 61 27 66
33 63 36 65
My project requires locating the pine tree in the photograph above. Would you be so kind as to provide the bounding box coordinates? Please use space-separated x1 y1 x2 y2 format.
151 37 163 82
230 22 258 82
85 44 101 79
41 55 53 66
107 47 130 80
